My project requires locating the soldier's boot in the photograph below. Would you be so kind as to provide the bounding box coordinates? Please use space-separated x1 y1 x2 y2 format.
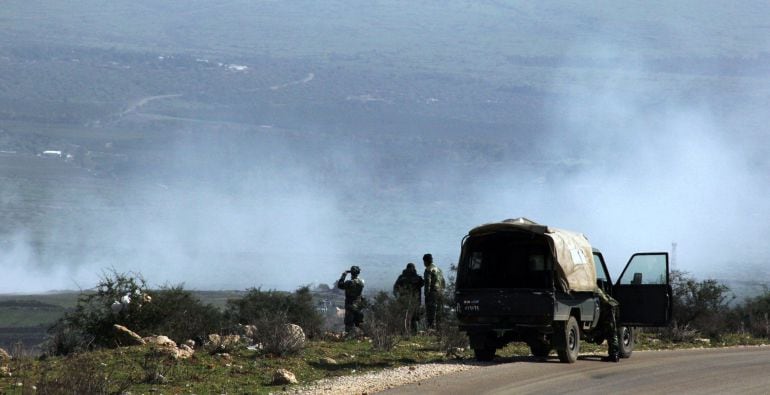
602 330 620 362
601 353 620 362
602 344 620 362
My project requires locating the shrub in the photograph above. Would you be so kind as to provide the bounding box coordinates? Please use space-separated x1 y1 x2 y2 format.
436 264 468 352
253 311 305 356
47 270 224 355
34 351 137 394
224 286 323 338
657 322 700 343
47 270 149 354
361 291 404 350
733 289 770 338
133 285 224 343
436 314 468 352
142 346 177 384
667 270 733 339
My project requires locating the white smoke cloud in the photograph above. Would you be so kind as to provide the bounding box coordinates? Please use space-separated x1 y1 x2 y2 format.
471 41 770 278
3 2 770 294
0 131 350 292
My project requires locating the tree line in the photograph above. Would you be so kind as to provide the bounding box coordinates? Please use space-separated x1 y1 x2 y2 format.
44 268 770 357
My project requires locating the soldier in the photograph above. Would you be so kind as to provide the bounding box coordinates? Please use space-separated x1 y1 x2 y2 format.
422 253 445 329
597 287 620 362
393 262 424 333
337 265 365 333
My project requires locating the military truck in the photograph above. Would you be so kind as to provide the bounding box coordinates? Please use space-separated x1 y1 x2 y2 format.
455 218 672 362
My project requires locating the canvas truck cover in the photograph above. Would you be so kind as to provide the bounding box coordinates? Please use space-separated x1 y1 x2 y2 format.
467 218 597 292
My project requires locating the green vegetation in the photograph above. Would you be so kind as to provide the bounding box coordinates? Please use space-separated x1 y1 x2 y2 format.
0 301 66 328
225 287 324 340
1 335 451 394
0 269 770 393
44 271 326 357
656 270 769 342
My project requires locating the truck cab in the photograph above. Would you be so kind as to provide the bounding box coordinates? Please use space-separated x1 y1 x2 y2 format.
455 218 672 362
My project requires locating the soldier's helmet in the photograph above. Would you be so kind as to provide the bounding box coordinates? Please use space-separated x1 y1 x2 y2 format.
406 262 416 271
422 253 433 263
350 265 361 275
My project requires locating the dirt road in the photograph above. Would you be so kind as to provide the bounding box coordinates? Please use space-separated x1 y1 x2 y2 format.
379 346 770 394
120 94 182 116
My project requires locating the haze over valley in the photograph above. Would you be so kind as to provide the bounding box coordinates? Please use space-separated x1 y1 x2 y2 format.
1 1 769 294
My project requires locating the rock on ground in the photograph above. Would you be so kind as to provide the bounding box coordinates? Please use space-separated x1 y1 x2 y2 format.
285 324 306 348
0 348 10 362
273 368 298 385
144 335 177 348
113 324 145 346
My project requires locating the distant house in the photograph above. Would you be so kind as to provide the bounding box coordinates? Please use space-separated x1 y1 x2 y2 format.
42 150 62 157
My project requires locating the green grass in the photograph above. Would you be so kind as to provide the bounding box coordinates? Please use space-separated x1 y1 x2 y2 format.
0 309 63 328
0 335 451 394
0 295 76 329
0 294 79 309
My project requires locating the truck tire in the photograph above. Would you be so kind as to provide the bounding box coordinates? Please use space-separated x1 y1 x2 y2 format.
556 317 580 363
618 326 634 358
473 347 495 361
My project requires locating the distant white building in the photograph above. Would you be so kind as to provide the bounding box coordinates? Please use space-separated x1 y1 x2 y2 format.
42 150 62 157
227 64 248 72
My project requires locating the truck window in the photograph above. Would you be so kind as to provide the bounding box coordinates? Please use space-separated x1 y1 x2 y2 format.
457 232 553 289
593 253 607 282
618 254 667 285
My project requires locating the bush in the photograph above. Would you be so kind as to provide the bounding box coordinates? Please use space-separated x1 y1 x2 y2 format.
436 264 468 352
435 314 468 352
47 270 149 354
224 286 324 339
142 346 177 384
35 351 137 394
657 322 700 343
361 292 406 350
134 285 224 343
733 289 770 338
667 270 734 339
253 311 305 356
47 270 224 355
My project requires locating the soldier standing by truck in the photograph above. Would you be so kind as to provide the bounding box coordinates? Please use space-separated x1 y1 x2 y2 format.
598 287 621 362
423 253 445 329
393 262 424 333
337 265 365 334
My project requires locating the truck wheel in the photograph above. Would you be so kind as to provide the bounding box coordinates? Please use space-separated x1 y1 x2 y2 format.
528 341 551 358
556 317 580 363
618 326 634 358
473 347 495 361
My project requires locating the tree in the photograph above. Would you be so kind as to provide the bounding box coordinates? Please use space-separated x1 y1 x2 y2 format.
669 270 734 338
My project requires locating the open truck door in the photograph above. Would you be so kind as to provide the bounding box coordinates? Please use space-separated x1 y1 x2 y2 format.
613 252 672 326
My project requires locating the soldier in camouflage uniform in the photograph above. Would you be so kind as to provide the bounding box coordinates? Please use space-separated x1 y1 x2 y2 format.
422 254 445 329
337 265 365 333
393 262 424 333
597 287 620 362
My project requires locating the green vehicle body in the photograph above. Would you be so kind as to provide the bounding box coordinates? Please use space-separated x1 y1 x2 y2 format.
455 218 672 362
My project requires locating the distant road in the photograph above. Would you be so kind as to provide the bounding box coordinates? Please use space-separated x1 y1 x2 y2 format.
120 94 182 116
380 346 770 394
270 73 315 90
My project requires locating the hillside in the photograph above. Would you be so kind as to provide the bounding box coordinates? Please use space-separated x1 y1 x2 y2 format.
0 1 769 293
